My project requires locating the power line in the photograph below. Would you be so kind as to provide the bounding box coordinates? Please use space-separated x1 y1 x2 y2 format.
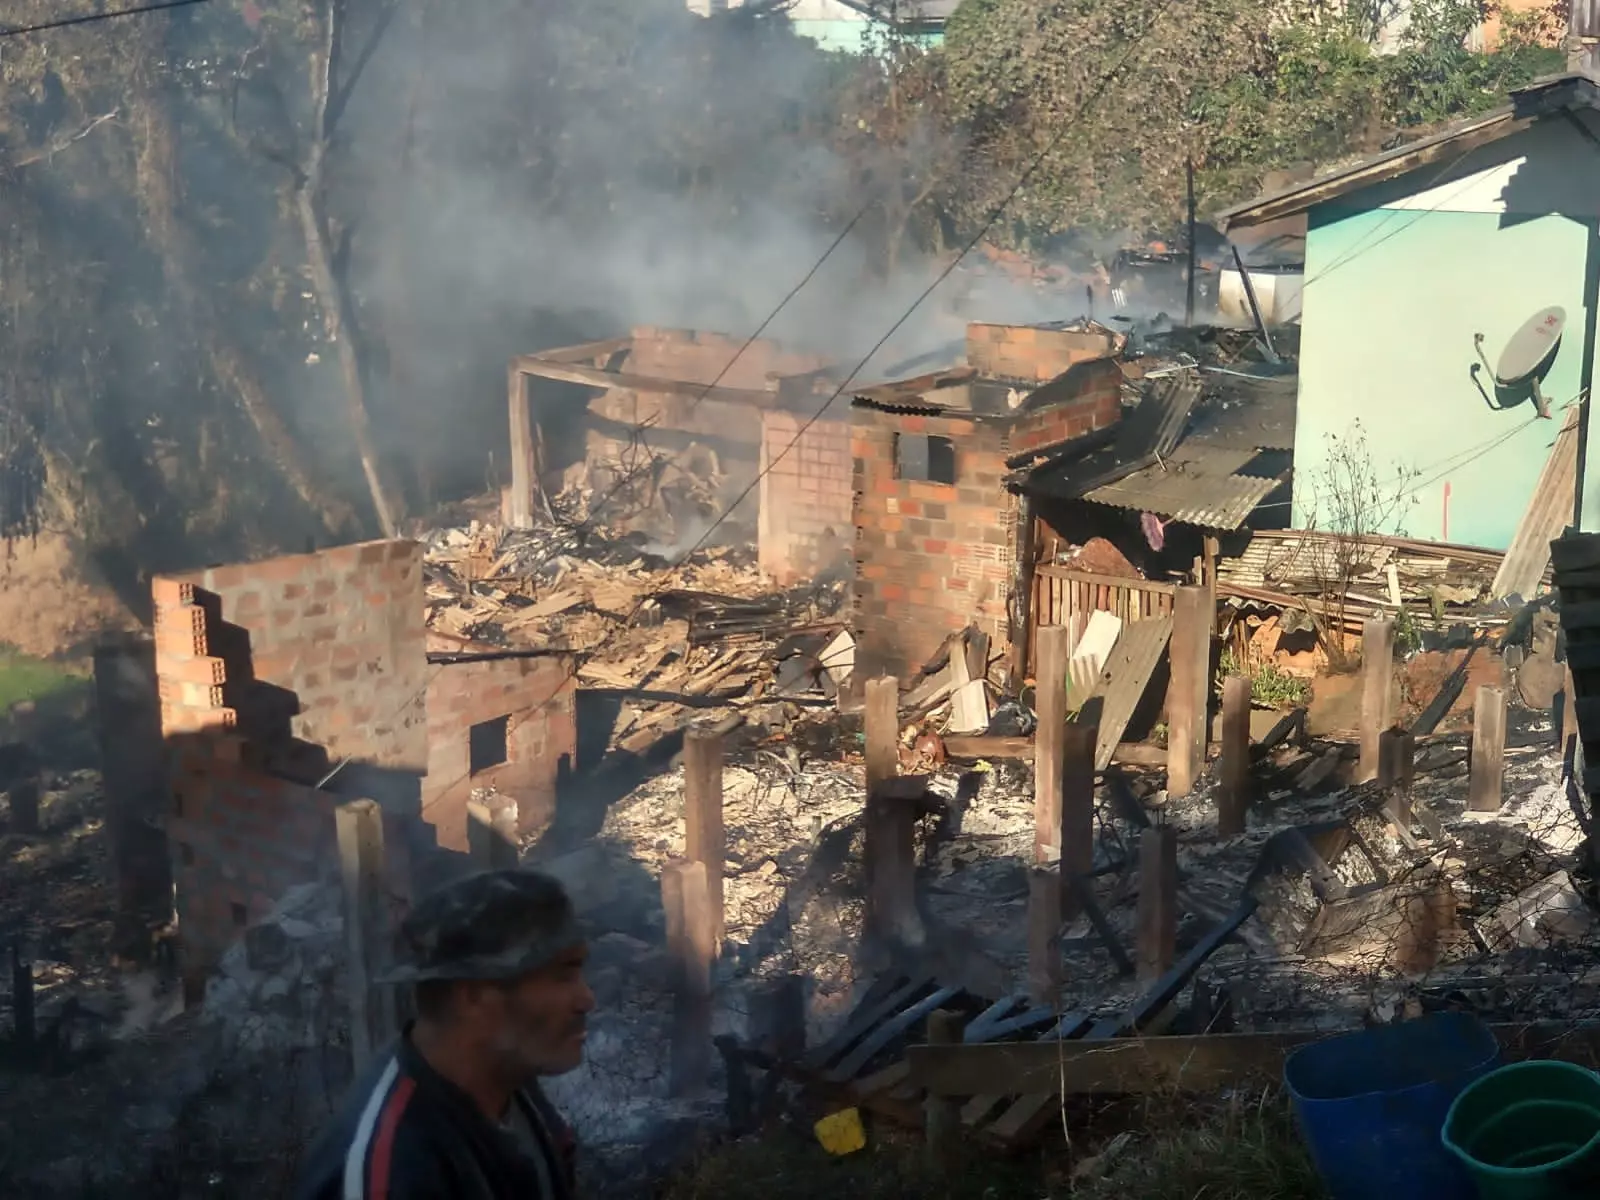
0 0 211 38
323 0 1183 794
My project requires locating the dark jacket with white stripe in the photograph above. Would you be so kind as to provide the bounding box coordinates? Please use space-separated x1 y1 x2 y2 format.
294 1027 578 1200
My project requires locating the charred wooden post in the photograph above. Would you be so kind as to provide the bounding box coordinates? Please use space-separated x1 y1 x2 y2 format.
1060 719 1098 921
865 779 922 947
1470 685 1509 813
467 796 520 870
1358 618 1396 784
684 727 727 949
1380 727 1417 828
1136 826 1178 983
507 362 536 530
924 1009 962 1162
11 938 34 1051
336 799 399 1072
1562 662 1580 767
1027 866 1063 1006
1218 675 1252 835
864 676 899 795
663 858 716 1097
1033 625 1071 864
1010 495 1039 687
1168 586 1211 798
7 774 39 835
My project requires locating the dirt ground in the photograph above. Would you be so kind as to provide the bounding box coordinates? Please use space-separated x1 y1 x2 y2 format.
0 533 136 659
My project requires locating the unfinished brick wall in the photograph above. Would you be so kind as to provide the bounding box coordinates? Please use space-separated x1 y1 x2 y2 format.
1007 358 1124 457
625 327 829 391
758 410 853 585
966 323 1122 384
852 409 1017 678
423 652 577 852
153 540 431 979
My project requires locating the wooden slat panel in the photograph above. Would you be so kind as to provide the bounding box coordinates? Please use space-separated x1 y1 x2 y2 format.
1082 617 1174 770
1492 404 1579 600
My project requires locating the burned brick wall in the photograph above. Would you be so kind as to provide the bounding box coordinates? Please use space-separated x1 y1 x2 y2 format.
152 541 433 986
965 323 1122 384
422 653 577 852
852 409 1016 679
1007 358 1124 456
582 328 833 535
757 410 853 585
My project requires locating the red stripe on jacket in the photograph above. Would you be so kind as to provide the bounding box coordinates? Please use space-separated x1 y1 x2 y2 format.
367 1076 418 1199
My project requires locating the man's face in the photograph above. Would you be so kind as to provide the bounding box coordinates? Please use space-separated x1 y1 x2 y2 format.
473 944 594 1082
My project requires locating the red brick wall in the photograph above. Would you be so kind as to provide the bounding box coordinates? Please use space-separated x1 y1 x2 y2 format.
153 540 431 977
155 540 429 771
966 323 1121 384
758 410 853 585
852 409 1017 678
423 655 577 851
1007 358 1124 457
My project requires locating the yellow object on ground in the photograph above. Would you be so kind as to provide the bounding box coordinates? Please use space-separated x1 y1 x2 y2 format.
813 1107 866 1155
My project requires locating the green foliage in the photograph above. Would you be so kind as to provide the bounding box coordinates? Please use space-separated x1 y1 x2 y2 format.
1217 649 1312 708
1394 605 1424 656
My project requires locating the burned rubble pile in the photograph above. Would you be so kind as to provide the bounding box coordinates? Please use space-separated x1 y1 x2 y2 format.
422 512 851 753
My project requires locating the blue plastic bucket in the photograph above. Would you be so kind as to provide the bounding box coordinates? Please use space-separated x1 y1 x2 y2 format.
1284 1012 1501 1200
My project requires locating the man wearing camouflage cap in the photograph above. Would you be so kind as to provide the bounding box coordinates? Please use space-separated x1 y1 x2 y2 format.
295 868 593 1199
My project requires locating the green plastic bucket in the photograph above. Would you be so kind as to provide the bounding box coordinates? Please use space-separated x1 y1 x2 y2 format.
1441 1061 1600 1198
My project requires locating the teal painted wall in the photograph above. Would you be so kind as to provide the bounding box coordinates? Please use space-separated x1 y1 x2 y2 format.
1293 120 1600 551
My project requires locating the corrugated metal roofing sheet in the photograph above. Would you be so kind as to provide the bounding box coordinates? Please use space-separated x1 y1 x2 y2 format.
1079 617 1174 771
1082 445 1280 530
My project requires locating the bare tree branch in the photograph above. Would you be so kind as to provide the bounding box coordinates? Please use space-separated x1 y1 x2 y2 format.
325 0 403 136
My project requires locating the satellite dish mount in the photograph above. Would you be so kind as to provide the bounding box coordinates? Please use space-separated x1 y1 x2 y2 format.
1472 305 1566 420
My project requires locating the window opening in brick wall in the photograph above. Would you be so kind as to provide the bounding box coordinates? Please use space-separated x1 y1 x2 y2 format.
470 714 510 775
230 902 248 928
894 433 956 485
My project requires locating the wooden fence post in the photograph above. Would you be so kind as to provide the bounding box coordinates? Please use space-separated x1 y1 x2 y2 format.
1379 726 1416 826
11 937 34 1051
866 779 922 947
1168 586 1211 798
466 797 520 870
1027 866 1063 1006
684 727 726 950
1470 685 1508 813
1034 626 1070 865
336 799 398 1072
662 858 715 1097
924 1009 962 1163
1218 674 1252 836
1136 826 1178 982
1358 618 1396 783
1060 719 1098 921
864 676 900 795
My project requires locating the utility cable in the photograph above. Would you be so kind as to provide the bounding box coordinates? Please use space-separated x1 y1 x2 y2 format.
0 0 211 38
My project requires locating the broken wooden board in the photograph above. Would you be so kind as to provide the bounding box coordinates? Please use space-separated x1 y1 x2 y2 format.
1078 617 1173 771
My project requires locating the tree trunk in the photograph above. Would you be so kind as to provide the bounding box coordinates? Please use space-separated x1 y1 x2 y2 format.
129 94 357 540
299 3 400 539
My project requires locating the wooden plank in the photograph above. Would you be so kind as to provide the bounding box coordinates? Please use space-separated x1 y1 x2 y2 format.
1493 404 1579 600
336 799 398 1073
802 976 927 1072
865 676 900 793
1136 826 1177 982
911 1021 1600 1098
663 859 716 1097
1084 617 1173 771
1168 587 1209 796
1218 675 1251 835
1027 867 1062 1005
924 1011 962 1162
1034 626 1071 864
1358 618 1396 783
684 727 726 949
1469 685 1508 813
827 986 960 1083
943 735 1033 760
866 778 922 947
507 363 537 530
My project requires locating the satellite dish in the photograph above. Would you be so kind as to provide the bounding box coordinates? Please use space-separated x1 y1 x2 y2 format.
1473 306 1565 419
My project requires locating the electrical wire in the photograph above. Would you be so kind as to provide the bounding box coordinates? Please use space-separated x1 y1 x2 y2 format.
0 0 211 38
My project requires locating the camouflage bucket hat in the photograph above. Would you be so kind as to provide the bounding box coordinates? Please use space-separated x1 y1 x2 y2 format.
376 868 584 986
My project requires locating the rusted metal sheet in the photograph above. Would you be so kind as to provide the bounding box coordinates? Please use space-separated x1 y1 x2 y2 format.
1082 444 1278 530
1492 404 1579 600
1079 616 1173 770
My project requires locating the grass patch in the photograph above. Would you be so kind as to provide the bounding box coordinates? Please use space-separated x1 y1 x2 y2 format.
661 1096 1322 1200
1217 650 1312 709
0 648 83 713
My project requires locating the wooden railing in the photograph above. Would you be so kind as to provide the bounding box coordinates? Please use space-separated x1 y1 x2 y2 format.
1030 564 1176 674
